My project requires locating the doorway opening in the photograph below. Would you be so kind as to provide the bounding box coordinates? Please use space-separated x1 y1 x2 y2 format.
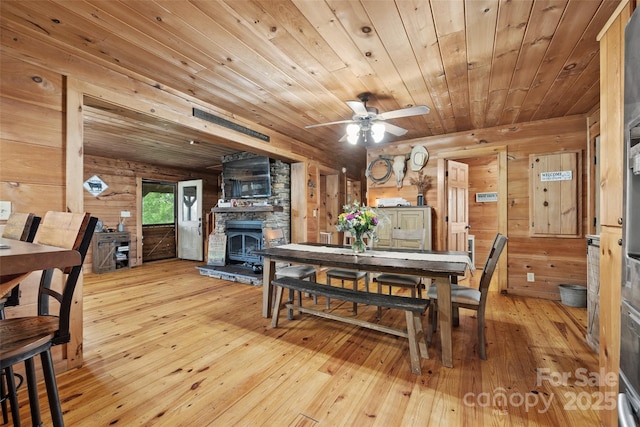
437 147 508 293
142 180 177 262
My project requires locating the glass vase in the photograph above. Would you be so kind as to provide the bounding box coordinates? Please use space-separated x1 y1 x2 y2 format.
352 232 367 254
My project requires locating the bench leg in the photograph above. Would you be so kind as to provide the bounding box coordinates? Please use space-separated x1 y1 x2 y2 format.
406 311 429 375
288 289 296 320
271 286 284 328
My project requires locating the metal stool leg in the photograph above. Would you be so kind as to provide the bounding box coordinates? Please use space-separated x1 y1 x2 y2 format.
1 370 8 424
25 357 42 427
4 367 21 426
41 350 63 427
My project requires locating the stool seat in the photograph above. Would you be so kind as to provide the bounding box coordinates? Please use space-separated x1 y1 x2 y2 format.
325 269 367 280
376 274 421 287
275 265 316 279
0 317 58 363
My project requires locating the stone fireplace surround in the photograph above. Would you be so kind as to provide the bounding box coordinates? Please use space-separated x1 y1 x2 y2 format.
213 153 291 264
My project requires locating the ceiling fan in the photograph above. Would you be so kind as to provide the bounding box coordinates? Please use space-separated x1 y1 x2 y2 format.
305 93 430 145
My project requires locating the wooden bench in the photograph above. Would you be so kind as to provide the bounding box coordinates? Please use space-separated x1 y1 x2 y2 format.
270 277 431 374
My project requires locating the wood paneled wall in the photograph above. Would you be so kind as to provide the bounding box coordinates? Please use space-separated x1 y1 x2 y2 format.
0 55 81 373
367 115 589 300
84 155 218 269
463 156 499 269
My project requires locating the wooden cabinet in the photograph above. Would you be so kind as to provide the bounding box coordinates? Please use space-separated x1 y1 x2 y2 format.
92 232 131 274
599 3 627 229
586 235 600 353
374 207 432 250
529 150 581 237
597 2 634 425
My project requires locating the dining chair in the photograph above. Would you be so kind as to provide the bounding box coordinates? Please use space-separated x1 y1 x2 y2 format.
263 228 317 316
319 231 332 244
0 212 41 310
374 228 427 318
0 212 40 424
324 231 373 314
1 212 39 242
426 233 507 360
0 211 97 427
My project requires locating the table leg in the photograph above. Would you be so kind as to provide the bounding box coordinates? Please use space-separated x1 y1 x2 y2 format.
262 257 276 318
435 276 453 368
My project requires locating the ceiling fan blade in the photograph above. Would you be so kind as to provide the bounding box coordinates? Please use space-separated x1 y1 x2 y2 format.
377 105 430 120
305 119 354 129
383 122 408 136
345 100 369 116
338 133 349 143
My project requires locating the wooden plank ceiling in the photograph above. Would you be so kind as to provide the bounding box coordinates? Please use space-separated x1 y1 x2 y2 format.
0 0 620 173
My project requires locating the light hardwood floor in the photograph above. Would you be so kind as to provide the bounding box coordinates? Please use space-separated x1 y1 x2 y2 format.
8 260 600 426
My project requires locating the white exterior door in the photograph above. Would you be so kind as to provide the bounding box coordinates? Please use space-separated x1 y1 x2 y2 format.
178 179 203 261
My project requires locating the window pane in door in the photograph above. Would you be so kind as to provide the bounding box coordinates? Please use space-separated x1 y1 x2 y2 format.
182 185 198 221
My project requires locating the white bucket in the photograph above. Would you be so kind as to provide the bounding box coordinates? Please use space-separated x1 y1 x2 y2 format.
558 284 587 308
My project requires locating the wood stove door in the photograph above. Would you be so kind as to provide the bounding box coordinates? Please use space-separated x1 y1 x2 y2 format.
178 179 203 261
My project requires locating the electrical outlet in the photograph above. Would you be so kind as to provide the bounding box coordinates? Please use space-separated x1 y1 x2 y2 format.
527 272 535 282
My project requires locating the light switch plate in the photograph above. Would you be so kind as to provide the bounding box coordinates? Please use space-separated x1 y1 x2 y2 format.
0 201 11 220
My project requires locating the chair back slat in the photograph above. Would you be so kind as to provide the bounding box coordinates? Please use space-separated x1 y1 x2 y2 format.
2 213 37 241
479 233 508 293
34 211 89 250
319 232 332 244
264 228 287 248
343 231 374 248
33 212 97 346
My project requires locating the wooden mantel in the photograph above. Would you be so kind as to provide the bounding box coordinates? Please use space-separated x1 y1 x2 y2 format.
211 206 284 213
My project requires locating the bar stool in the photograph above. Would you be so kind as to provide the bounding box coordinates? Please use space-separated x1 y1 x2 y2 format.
263 228 317 318
325 231 372 314
0 212 40 425
0 212 96 427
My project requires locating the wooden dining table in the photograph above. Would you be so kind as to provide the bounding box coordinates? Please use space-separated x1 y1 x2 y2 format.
256 243 472 368
0 237 81 297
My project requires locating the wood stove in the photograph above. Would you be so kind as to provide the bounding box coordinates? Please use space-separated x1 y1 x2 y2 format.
226 220 263 265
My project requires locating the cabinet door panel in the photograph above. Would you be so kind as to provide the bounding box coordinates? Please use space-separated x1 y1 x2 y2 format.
375 209 397 247
396 210 425 249
373 208 431 249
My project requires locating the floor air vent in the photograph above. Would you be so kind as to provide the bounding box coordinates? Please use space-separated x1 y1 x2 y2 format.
192 108 270 142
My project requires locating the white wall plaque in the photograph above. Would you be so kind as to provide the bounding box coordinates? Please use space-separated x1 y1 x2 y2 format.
475 192 498 203
83 175 108 197
540 170 572 182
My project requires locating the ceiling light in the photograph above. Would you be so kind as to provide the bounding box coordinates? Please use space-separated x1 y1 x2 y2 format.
347 133 359 145
345 122 386 145
371 123 385 143
346 123 360 145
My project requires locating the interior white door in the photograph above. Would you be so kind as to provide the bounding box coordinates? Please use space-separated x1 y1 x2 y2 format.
178 179 203 261
446 160 469 252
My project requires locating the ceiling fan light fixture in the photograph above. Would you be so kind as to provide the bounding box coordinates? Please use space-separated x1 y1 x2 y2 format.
371 122 385 143
346 123 360 144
